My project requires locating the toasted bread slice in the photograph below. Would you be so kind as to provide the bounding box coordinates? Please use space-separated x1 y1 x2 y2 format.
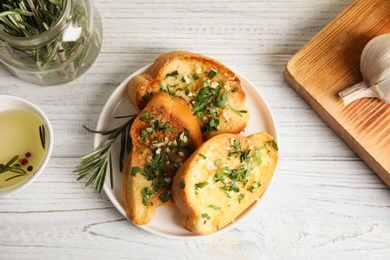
172 132 278 234
127 50 249 139
123 92 203 225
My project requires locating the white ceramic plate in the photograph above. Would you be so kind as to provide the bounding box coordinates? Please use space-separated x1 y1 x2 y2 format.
97 64 279 239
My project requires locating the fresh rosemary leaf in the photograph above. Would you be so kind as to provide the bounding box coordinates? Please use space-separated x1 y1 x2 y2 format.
74 114 137 193
0 155 28 181
109 152 113 189
39 125 46 150
5 173 27 182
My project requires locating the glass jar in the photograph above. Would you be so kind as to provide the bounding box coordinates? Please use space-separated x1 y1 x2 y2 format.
0 0 102 86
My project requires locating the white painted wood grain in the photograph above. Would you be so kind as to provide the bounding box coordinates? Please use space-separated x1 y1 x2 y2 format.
1 158 389 259
1 0 389 259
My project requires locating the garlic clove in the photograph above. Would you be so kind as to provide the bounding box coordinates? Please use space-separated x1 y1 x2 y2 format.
360 34 390 85
339 34 390 105
371 78 390 104
339 81 377 105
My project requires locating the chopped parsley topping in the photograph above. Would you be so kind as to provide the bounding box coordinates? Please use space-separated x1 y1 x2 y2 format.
213 138 262 198
232 139 241 150
195 181 209 189
255 148 262 165
216 92 228 107
159 191 170 203
208 69 218 79
165 70 179 78
199 153 207 160
133 111 194 206
214 159 221 166
179 181 185 189
202 213 211 220
209 136 278 200
208 204 221 210
248 182 261 193
154 68 245 134
131 166 142 176
184 84 190 95
266 140 278 151
225 104 248 117
238 193 245 203
195 181 209 194
240 149 252 163
141 187 157 206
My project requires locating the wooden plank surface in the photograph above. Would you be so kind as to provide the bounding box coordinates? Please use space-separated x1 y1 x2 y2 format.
2 0 390 259
284 0 390 186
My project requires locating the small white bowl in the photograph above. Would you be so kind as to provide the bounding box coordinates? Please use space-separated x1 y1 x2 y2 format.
0 95 53 197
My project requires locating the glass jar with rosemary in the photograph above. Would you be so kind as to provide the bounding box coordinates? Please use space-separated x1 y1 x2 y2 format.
0 0 102 86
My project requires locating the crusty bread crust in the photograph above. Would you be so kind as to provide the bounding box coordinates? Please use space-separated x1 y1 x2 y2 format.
172 132 278 234
122 92 203 225
127 50 249 140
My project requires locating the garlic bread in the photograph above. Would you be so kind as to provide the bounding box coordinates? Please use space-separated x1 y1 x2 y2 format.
171 132 278 234
127 50 249 139
122 92 203 225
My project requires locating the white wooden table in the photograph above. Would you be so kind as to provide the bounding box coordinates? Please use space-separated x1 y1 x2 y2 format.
1 0 390 259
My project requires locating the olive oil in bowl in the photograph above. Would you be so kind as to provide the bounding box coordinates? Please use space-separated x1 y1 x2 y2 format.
0 95 53 196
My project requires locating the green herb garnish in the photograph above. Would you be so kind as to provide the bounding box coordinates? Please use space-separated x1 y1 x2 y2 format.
39 125 46 150
208 204 221 210
0 0 97 82
159 191 170 203
74 114 137 193
131 166 142 177
0 155 28 181
135 112 193 205
266 140 279 151
165 70 179 79
195 181 209 190
238 193 245 203
214 159 221 166
195 181 209 194
199 153 207 160
202 213 211 220
0 125 45 181
215 143 255 195
141 186 157 206
248 182 261 193
0 1 68 68
232 139 241 150
208 69 218 79
255 148 262 165
216 92 228 107
225 104 248 117
0 1 65 37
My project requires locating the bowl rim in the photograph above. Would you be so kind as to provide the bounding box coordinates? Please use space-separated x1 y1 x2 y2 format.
0 95 54 197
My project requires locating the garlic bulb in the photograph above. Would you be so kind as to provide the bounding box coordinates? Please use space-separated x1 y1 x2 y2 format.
339 34 390 105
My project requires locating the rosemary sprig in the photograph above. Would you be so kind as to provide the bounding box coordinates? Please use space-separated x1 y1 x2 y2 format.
74 114 137 193
39 125 46 150
0 155 28 181
0 0 94 83
0 0 65 37
0 0 67 71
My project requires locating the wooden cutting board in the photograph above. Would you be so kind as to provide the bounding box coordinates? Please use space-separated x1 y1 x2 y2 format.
284 0 390 187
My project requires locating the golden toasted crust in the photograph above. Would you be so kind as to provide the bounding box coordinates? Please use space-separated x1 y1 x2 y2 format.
127 50 249 140
122 92 203 225
171 132 278 234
